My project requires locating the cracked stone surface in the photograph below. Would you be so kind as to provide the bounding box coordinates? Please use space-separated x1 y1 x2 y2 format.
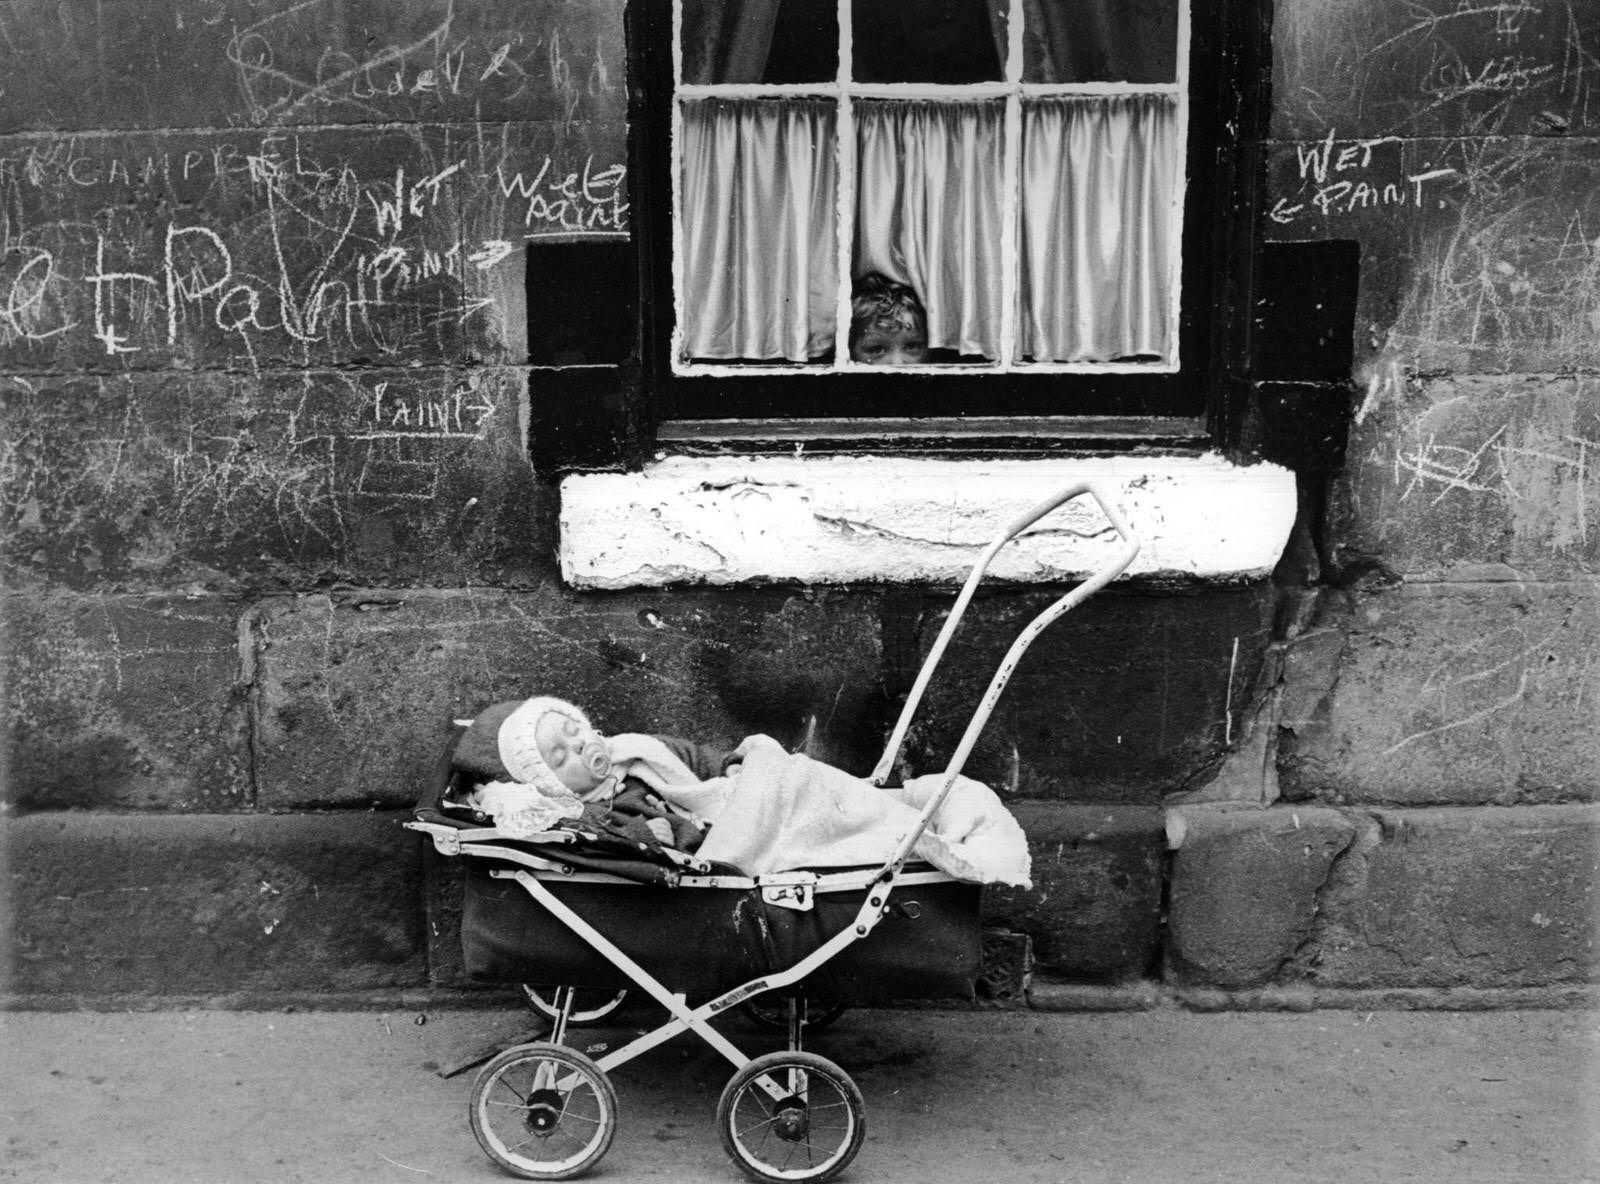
1167 805 1358 989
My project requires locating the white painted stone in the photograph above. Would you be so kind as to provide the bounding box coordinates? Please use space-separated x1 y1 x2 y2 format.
559 454 1297 588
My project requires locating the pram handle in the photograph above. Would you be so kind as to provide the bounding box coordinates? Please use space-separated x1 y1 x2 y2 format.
868 481 1139 871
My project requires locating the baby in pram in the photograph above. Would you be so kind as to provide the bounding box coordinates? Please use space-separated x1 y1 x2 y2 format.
451 695 1032 887
451 695 731 853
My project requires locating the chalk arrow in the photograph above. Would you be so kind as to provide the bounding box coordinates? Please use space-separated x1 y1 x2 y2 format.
466 240 516 270
1269 198 1304 224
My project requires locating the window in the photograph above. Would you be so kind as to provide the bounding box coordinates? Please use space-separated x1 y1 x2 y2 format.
674 0 1185 377
620 0 1255 438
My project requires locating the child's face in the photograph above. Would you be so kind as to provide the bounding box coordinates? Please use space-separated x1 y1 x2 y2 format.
850 322 929 366
534 711 612 793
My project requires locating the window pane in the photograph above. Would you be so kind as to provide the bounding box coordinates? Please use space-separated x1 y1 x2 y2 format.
855 100 1005 362
1018 95 1177 363
852 0 1007 84
680 0 838 84
679 98 839 363
1021 0 1178 84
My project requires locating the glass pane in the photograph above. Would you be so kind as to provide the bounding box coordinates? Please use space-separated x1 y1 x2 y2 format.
1016 95 1177 363
1021 0 1179 84
678 99 839 363
852 0 1007 85
854 100 1005 364
680 0 838 85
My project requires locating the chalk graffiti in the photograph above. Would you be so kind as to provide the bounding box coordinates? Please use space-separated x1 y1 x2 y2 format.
223 4 618 126
0 129 627 368
0 368 518 574
359 378 495 439
1271 129 1459 224
496 156 629 235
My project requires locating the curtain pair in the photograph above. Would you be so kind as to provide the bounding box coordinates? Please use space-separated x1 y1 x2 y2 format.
679 94 1177 365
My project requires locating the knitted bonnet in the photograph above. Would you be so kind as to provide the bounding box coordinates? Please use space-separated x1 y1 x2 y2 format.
496 696 597 798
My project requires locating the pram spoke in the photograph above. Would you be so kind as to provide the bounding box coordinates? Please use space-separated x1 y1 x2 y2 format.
718 1051 865 1184
470 1043 617 1180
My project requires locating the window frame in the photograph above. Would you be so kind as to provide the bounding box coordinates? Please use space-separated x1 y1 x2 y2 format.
623 0 1266 453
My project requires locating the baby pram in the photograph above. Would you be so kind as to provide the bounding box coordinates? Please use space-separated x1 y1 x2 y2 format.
406 482 1139 1181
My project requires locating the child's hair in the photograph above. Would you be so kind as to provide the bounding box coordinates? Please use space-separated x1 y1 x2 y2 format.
849 272 926 352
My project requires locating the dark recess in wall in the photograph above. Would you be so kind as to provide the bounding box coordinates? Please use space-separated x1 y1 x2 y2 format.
1252 239 1360 475
526 241 638 366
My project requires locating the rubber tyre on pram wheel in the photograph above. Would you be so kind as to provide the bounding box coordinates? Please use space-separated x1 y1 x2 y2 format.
520 985 629 1026
470 1042 617 1180
739 996 848 1034
717 1051 865 1183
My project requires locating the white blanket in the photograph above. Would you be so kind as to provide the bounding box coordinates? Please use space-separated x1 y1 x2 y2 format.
625 734 1030 887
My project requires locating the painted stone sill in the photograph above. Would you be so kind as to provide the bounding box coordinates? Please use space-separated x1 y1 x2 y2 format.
558 453 1297 589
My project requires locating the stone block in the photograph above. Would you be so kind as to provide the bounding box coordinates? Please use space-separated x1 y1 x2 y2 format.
0 0 626 134
1331 374 1600 578
1 595 248 810
1166 805 1357 990
0 368 545 592
251 587 887 808
903 586 1275 803
1272 0 1600 141
1278 581 1600 805
1294 805 1599 989
3 812 425 996
984 804 1166 980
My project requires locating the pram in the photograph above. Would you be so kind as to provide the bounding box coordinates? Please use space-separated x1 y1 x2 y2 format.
406 482 1139 1182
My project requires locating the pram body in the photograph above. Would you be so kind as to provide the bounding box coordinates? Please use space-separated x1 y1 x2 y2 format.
406 482 1139 1182
461 860 982 1005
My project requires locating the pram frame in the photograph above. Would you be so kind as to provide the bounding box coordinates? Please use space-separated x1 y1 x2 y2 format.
408 480 1139 1180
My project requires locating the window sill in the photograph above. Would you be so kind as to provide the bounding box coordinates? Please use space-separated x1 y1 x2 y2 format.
558 452 1296 589
656 416 1209 451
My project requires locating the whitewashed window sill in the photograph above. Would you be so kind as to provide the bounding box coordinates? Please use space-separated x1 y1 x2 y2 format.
558 453 1296 589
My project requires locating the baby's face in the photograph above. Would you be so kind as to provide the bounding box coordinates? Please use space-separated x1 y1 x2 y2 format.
534 711 612 792
850 322 929 366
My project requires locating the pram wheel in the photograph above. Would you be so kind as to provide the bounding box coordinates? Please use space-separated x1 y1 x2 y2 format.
470 1042 617 1180
717 1051 865 1183
740 996 848 1035
519 984 629 1026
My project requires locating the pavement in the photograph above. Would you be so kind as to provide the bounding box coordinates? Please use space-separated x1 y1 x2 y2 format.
2 1001 1597 1184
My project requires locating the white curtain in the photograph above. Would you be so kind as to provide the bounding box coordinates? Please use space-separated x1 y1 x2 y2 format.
679 98 838 361
855 100 1005 358
678 92 1176 366
1019 94 1177 363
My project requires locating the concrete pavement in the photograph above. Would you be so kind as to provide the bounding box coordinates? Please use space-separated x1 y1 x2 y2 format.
3 1003 1597 1184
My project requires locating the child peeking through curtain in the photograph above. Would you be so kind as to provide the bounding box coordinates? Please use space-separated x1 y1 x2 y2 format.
848 272 929 365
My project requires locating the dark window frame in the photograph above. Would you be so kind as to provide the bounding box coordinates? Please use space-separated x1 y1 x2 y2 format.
532 0 1273 475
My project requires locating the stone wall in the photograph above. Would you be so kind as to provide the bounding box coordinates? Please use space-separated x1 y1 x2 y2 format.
3 0 1596 1006
1167 0 1599 998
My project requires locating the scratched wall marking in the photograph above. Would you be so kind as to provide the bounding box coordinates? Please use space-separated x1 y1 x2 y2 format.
1276 0 1600 136
1383 377 1600 556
